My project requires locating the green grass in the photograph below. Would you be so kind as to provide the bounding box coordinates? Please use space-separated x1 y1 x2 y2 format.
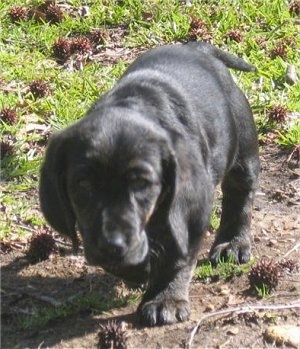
195 257 254 282
1 0 299 240
17 291 140 330
209 206 221 232
277 121 300 149
255 283 272 298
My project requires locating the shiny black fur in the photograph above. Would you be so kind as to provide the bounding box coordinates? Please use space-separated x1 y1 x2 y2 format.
40 42 259 326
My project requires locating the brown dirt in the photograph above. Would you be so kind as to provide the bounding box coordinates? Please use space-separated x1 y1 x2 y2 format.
1 145 300 349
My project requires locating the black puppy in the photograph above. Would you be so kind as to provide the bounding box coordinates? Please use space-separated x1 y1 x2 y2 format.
40 42 259 326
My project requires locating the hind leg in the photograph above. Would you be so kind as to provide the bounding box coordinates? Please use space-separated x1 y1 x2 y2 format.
210 154 259 264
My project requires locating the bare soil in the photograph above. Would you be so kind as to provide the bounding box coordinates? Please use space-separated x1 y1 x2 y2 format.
1 145 300 349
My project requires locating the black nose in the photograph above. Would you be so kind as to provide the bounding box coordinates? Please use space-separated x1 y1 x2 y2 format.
99 233 127 259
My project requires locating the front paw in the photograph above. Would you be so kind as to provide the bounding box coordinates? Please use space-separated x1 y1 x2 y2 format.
209 238 251 265
138 298 190 326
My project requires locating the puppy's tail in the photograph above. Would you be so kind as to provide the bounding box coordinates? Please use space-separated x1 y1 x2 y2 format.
189 42 256 72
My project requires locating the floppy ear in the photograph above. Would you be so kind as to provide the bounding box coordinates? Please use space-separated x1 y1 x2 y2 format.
160 144 177 212
39 132 78 252
155 139 189 257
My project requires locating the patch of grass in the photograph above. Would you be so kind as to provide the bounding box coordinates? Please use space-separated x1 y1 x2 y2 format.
209 206 220 232
17 291 140 330
255 283 271 298
277 121 300 149
195 257 254 283
0 184 41 239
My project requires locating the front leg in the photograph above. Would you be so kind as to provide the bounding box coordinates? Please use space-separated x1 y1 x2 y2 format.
210 156 259 264
138 168 212 326
137 259 195 326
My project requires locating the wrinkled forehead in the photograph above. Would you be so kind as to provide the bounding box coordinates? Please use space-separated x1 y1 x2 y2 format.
67 113 164 173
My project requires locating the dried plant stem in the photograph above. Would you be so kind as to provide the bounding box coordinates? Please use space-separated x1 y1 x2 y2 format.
283 241 300 259
187 300 300 348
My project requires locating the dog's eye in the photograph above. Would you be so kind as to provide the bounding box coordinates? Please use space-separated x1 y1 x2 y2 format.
73 178 93 195
77 179 92 191
127 174 150 191
71 177 93 205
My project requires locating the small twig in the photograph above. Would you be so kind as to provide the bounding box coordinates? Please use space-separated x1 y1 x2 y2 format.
20 292 63 307
37 341 45 349
14 225 80 249
54 238 84 252
53 238 73 248
283 241 300 259
15 223 37 233
187 301 300 348
286 145 300 164
33 295 63 307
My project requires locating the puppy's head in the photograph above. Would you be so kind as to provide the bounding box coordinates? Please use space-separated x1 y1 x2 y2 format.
39 108 176 283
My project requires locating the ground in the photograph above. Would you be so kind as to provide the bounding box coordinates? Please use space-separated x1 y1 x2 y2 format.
1 145 300 349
